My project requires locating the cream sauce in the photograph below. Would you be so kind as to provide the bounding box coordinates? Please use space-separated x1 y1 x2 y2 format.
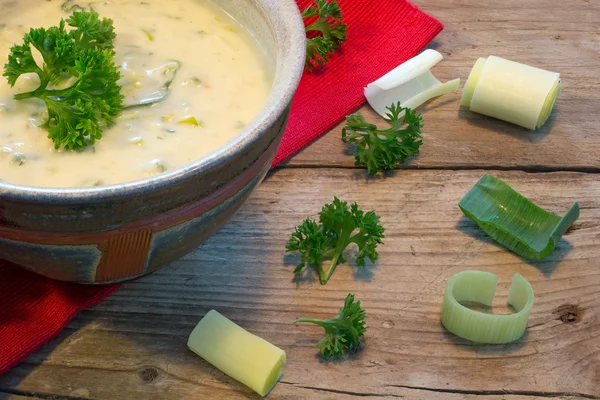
0 0 272 187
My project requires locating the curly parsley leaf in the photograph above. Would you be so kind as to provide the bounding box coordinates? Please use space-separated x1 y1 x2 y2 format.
342 102 424 176
295 293 367 359
3 9 123 150
286 197 384 285
67 9 116 51
302 0 347 71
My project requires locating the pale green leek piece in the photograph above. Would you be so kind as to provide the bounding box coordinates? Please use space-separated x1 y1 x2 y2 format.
187 310 286 396
461 56 561 130
459 174 579 260
441 271 534 344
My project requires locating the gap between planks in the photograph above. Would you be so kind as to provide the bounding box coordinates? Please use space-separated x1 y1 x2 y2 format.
0 389 84 400
275 164 600 174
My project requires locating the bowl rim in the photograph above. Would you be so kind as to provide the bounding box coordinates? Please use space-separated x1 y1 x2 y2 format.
0 0 306 204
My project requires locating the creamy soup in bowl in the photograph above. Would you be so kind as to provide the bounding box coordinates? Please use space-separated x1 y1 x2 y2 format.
0 0 272 187
0 0 305 283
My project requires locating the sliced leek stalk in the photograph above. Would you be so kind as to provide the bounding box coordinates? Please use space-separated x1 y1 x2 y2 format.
364 49 460 117
441 271 534 344
187 310 286 397
459 174 579 260
461 56 561 129
121 58 181 109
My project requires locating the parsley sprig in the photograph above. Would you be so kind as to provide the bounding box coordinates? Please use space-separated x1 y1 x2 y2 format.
3 9 123 150
286 197 385 285
342 102 424 176
302 0 347 71
295 293 367 359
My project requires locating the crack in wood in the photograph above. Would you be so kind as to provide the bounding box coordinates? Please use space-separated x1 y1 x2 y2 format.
0 389 91 400
281 381 600 398
385 384 600 399
279 382 405 398
275 164 600 174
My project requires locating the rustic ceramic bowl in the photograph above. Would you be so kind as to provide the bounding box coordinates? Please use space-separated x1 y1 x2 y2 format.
0 0 306 283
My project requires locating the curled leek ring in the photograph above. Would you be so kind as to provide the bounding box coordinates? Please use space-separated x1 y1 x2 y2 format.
441 271 534 344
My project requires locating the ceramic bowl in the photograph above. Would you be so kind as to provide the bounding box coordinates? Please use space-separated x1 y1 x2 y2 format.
0 0 306 283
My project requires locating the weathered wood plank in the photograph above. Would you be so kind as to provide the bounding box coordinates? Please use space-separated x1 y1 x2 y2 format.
0 365 590 400
284 0 600 170
1 366 585 400
1 169 598 399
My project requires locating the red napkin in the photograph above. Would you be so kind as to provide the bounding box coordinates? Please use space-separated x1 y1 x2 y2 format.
0 0 442 376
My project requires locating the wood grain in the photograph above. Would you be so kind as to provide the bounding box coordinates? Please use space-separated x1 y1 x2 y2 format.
1 169 599 399
285 0 600 170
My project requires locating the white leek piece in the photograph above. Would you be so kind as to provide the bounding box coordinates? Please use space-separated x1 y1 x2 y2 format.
187 310 286 396
364 49 460 116
441 271 534 344
461 56 561 129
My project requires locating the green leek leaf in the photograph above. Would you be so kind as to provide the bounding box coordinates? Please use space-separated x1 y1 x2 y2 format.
458 174 579 260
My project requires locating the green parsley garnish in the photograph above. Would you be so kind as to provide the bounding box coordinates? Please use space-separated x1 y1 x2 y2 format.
3 9 123 150
342 102 424 176
295 293 367 359
302 0 347 71
286 197 384 285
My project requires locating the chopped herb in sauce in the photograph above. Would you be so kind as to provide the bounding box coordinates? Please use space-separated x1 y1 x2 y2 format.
12 152 25 165
178 116 201 126
141 28 154 41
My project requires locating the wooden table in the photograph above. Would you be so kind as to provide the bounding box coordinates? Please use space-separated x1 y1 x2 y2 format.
2 0 599 398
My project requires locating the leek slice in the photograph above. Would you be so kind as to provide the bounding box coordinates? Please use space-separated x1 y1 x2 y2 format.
459 174 579 260
364 49 460 117
121 57 181 109
187 310 286 396
441 271 534 344
460 56 561 129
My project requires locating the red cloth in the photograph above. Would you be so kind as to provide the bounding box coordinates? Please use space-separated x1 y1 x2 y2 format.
0 0 442 376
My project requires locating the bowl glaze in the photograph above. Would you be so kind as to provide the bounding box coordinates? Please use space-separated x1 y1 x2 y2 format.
0 0 306 283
